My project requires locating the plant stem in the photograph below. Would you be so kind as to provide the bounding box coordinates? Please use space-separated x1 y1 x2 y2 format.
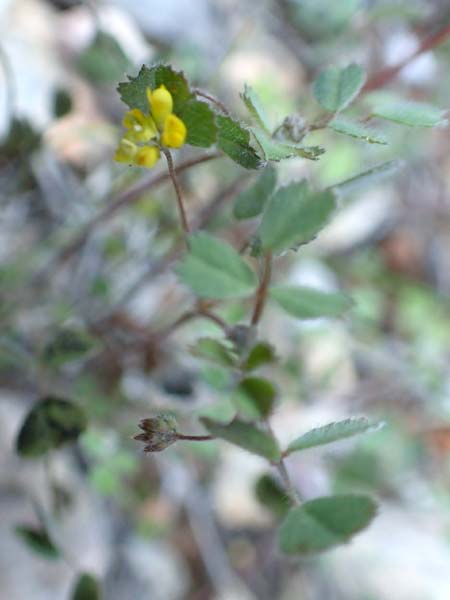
161 147 190 242
193 88 230 115
251 252 272 326
177 433 214 442
265 421 301 506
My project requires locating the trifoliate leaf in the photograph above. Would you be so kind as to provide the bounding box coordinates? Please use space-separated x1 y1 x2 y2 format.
16 397 87 458
286 417 380 455
328 116 387 144
201 418 281 461
270 285 353 319
233 166 277 220
259 181 336 253
241 84 271 133
313 64 366 113
279 494 377 554
216 115 263 169
371 100 446 127
177 232 257 299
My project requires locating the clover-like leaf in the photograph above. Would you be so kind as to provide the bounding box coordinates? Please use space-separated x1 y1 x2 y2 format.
177 233 257 299
313 64 366 113
252 129 325 162
255 474 289 519
270 285 353 319
190 337 237 368
285 417 381 455
279 494 377 554
233 166 277 220
259 181 336 253
371 99 446 127
216 115 263 169
241 84 271 133
243 341 277 371
235 376 277 418
328 116 387 144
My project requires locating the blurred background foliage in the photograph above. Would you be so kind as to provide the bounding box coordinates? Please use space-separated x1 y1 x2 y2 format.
1 0 450 598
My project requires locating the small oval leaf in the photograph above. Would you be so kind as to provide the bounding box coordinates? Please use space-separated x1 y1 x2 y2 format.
270 285 353 320
313 64 366 113
71 573 100 600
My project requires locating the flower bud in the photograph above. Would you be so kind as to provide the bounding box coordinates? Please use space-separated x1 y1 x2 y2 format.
161 114 187 148
122 108 157 143
135 146 160 169
134 414 178 453
147 85 173 129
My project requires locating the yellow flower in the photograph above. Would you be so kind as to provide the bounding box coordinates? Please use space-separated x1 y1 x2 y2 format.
114 138 138 164
123 108 157 143
115 83 187 169
161 114 187 148
147 85 173 129
135 146 160 168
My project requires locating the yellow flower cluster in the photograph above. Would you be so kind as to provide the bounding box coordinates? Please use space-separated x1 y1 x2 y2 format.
114 85 187 168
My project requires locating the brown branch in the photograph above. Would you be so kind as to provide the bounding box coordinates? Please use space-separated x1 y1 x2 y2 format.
251 252 272 326
161 147 190 241
363 20 450 92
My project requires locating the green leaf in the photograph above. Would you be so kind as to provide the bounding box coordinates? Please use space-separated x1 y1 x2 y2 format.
279 494 377 554
78 32 130 84
313 64 366 113
177 233 257 299
270 285 353 320
252 128 325 162
178 99 217 147
201 418 281 461
233 166 277 220
240 84 271 132
292 0 359 41
235 377 277 419
118 64 192 114
371 100 446 127
331 160 402 197
286 417 379 455
15 525 60 560
328 116 387 144
216 115 263 170
259 181 336 253
194 398 236 424
43 327 96 367
16 397 87 458
53 88 73 119
190 338 236 367
255 474 289 519
243 341 277 371
71 573 100 600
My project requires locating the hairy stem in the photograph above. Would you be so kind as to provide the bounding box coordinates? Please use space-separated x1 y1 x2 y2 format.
177 433 214 442
193 88 230 115
161 147 190 241
266 421 301 506
251 252 272 326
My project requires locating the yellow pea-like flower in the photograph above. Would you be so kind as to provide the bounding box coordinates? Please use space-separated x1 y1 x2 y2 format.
114 138 138 164
122 108 157 142
161 114 187 148
147 85 173 129
135 146 160 168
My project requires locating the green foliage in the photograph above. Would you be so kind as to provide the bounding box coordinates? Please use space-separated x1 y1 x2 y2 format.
16 397 87 458
285 417 379 455
71 573 100 600
78 32 130 84
278 494 377 554
270 285 353 319
15 525 60 560
259 181 336 253
216 115 263 169
331 160 402 197
371 99 446 127
240 84 271 133
42 327 96 367
313 64 366 113
190 337 237 367
252 129 325 162
201 418 281 461
177 232 257 299
178 99 217 147
255 474 289 519
233 166 277 220
243 341 277 371
290 0 359 41
328 116 387 144
235 376 277 418
53 88 73 118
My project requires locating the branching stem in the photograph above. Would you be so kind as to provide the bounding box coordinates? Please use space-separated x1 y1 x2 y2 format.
162 147 190 242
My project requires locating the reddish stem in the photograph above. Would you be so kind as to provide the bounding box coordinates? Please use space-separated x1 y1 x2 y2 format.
251 252 272 326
